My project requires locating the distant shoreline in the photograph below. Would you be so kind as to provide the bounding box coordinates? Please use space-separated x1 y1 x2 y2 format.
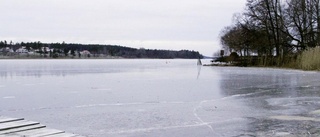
0 55 123 60
0 56 199 60
0 41 202 59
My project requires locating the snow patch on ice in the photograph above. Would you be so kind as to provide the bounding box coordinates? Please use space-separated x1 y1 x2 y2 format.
75 101 193 108
68 91 80 94
95 88 112 91
300 85 312 88
24 84 36 86
137 109 146 112
75 103 144 108
221 89 272 100
310 109 320 115
270 115 320 122
91 87 112 91
3 96 16 99
275 132 291 136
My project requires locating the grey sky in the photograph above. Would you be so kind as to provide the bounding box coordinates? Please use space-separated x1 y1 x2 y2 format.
0 0 246 56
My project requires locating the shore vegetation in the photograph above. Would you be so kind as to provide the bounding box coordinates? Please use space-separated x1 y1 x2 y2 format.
217 0 320 70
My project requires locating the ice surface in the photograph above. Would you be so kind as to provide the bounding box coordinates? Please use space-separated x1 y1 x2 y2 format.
1 59 320 136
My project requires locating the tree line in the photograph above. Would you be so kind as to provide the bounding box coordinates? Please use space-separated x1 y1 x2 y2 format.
0 41 202 59
220 0 320 66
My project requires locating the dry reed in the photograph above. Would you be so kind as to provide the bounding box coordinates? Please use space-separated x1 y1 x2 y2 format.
299 46 320 70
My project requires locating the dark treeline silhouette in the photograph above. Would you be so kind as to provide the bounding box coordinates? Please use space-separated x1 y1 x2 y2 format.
220 0 320 66
0 41 202 59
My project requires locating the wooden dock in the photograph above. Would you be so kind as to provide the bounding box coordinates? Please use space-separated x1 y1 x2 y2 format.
0 116 84 137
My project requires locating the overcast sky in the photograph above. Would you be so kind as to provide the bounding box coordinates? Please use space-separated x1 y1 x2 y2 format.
0 0 246 56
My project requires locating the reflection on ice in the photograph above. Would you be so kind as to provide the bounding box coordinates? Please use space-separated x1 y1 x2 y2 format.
0 59 190 78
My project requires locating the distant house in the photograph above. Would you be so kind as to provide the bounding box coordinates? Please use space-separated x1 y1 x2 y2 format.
42 47 51 52
0 47 14 53
15 46 29 53
79 50 91 58
0 47 15 56
34 47 51 54
80 50 91 57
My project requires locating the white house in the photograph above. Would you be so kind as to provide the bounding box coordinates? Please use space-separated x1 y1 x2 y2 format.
0 47 14 53
80 50 91 56
15 46 29 53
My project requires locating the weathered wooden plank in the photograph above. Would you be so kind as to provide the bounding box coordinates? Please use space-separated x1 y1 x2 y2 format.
0 117 84 137
11 128 65 137
0 120 39 131
0 124 45 134
0 117 24 123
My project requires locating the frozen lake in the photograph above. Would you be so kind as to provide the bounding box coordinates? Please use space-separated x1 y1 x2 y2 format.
1 59 320 136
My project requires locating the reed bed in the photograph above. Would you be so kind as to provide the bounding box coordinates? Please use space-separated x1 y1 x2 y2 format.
298 46 320 70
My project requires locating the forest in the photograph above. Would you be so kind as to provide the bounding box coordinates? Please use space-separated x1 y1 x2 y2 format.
0 41 202 59
220 0 320 70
